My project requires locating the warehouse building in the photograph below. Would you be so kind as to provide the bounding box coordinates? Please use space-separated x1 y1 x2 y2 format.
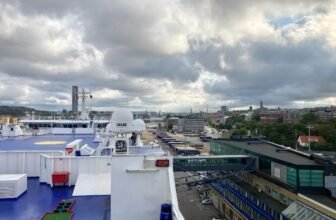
183 114 204 133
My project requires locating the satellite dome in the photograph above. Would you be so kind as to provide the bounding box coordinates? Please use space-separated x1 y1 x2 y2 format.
132 119 146 133
109 110 134 133
105 123 114 135
111 110 133 124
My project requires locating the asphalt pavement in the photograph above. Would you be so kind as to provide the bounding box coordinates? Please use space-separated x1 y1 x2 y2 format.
175 172 222 220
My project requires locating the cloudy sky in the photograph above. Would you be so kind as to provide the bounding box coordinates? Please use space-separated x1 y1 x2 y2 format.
0 0 336 112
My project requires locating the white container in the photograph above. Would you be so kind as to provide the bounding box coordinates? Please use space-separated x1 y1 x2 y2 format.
0 174 27 199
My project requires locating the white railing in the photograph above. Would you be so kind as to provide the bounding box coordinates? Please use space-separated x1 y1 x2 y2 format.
0 151 64 177
173 205 185 220
39 155 111 186
168 164 185 220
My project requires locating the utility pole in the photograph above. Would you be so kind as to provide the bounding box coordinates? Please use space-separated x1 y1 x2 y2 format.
307 123 313 151
184 134 187 151
295 128 298 150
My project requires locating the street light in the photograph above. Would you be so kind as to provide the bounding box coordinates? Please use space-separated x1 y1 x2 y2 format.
307 123 314 151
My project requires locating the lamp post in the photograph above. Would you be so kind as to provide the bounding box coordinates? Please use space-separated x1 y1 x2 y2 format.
307 123 313 151
295 128 298 150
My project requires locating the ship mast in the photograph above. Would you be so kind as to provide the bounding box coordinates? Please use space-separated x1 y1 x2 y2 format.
78 88 92 120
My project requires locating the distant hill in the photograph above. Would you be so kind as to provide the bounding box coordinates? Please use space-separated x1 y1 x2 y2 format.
0 106 53 117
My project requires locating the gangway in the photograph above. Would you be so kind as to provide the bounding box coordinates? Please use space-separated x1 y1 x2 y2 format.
173 155 256 172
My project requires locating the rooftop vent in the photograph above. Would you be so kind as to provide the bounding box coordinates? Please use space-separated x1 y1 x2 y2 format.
275 148 290 153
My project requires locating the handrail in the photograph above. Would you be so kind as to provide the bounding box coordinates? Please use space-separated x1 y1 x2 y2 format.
168 164 185 220
172 205 185 220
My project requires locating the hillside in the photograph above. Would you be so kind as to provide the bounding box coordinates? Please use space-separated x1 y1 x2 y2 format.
0 106 53 117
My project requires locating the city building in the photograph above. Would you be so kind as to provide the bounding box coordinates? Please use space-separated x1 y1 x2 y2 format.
206 112 223 123
298 135 326 148
72 85 78 112
260 110 282 123
259 106 336 124
282 110 302 123
221 106 229 114
260 100 264 111
208 137 336 220
183 114 204 133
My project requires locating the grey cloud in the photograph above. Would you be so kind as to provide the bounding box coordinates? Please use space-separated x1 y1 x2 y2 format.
105 48 199 83
201 39 336 107
0 0 336 111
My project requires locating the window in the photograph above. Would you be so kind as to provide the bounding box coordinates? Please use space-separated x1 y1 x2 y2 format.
279 193 287 204
287 167 297 186
299 169 324 187
271 189 278 200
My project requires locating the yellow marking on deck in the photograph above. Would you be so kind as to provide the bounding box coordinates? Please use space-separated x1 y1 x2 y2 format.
34 141 66 145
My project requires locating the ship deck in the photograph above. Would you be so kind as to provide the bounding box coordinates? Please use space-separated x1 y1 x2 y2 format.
0 135 98 151
0 178 110 220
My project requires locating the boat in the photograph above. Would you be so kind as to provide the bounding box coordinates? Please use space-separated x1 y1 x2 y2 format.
0 110 184 220
17 89 110 136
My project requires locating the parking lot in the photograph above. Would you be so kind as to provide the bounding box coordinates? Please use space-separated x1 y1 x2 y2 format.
154 131 223 220
175 172 222 220
166 132 211 153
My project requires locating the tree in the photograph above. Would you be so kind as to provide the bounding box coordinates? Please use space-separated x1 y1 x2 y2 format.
252 112 261 122
317 124 336 145
301 112 318 124
232 128 248 136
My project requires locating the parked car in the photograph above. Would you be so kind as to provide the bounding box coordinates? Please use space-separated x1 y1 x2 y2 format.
200 195 210 201
196 184 209 192
201 198 213 205
199 191 208 199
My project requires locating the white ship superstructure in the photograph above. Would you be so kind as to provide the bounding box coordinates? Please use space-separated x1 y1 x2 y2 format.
18 88 109 136
0 110 184 220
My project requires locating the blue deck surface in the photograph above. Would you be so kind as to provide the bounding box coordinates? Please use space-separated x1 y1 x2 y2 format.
0 135 98 151
0 178 110 220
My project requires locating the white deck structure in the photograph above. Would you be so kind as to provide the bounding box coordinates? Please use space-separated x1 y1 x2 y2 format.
110 155 182 220
0 110 185 219
0 174 27 199
73 173 111 196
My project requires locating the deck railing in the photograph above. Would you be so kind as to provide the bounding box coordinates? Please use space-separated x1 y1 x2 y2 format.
39 154 111 186
0 151 64 177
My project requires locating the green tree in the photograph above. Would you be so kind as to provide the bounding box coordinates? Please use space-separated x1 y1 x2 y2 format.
252 112 260 121
232 128 248 136
317 124 336 144
301 112 318 124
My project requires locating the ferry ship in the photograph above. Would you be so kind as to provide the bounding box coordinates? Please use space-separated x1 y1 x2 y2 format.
17 88 110 136
0 110 184 220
